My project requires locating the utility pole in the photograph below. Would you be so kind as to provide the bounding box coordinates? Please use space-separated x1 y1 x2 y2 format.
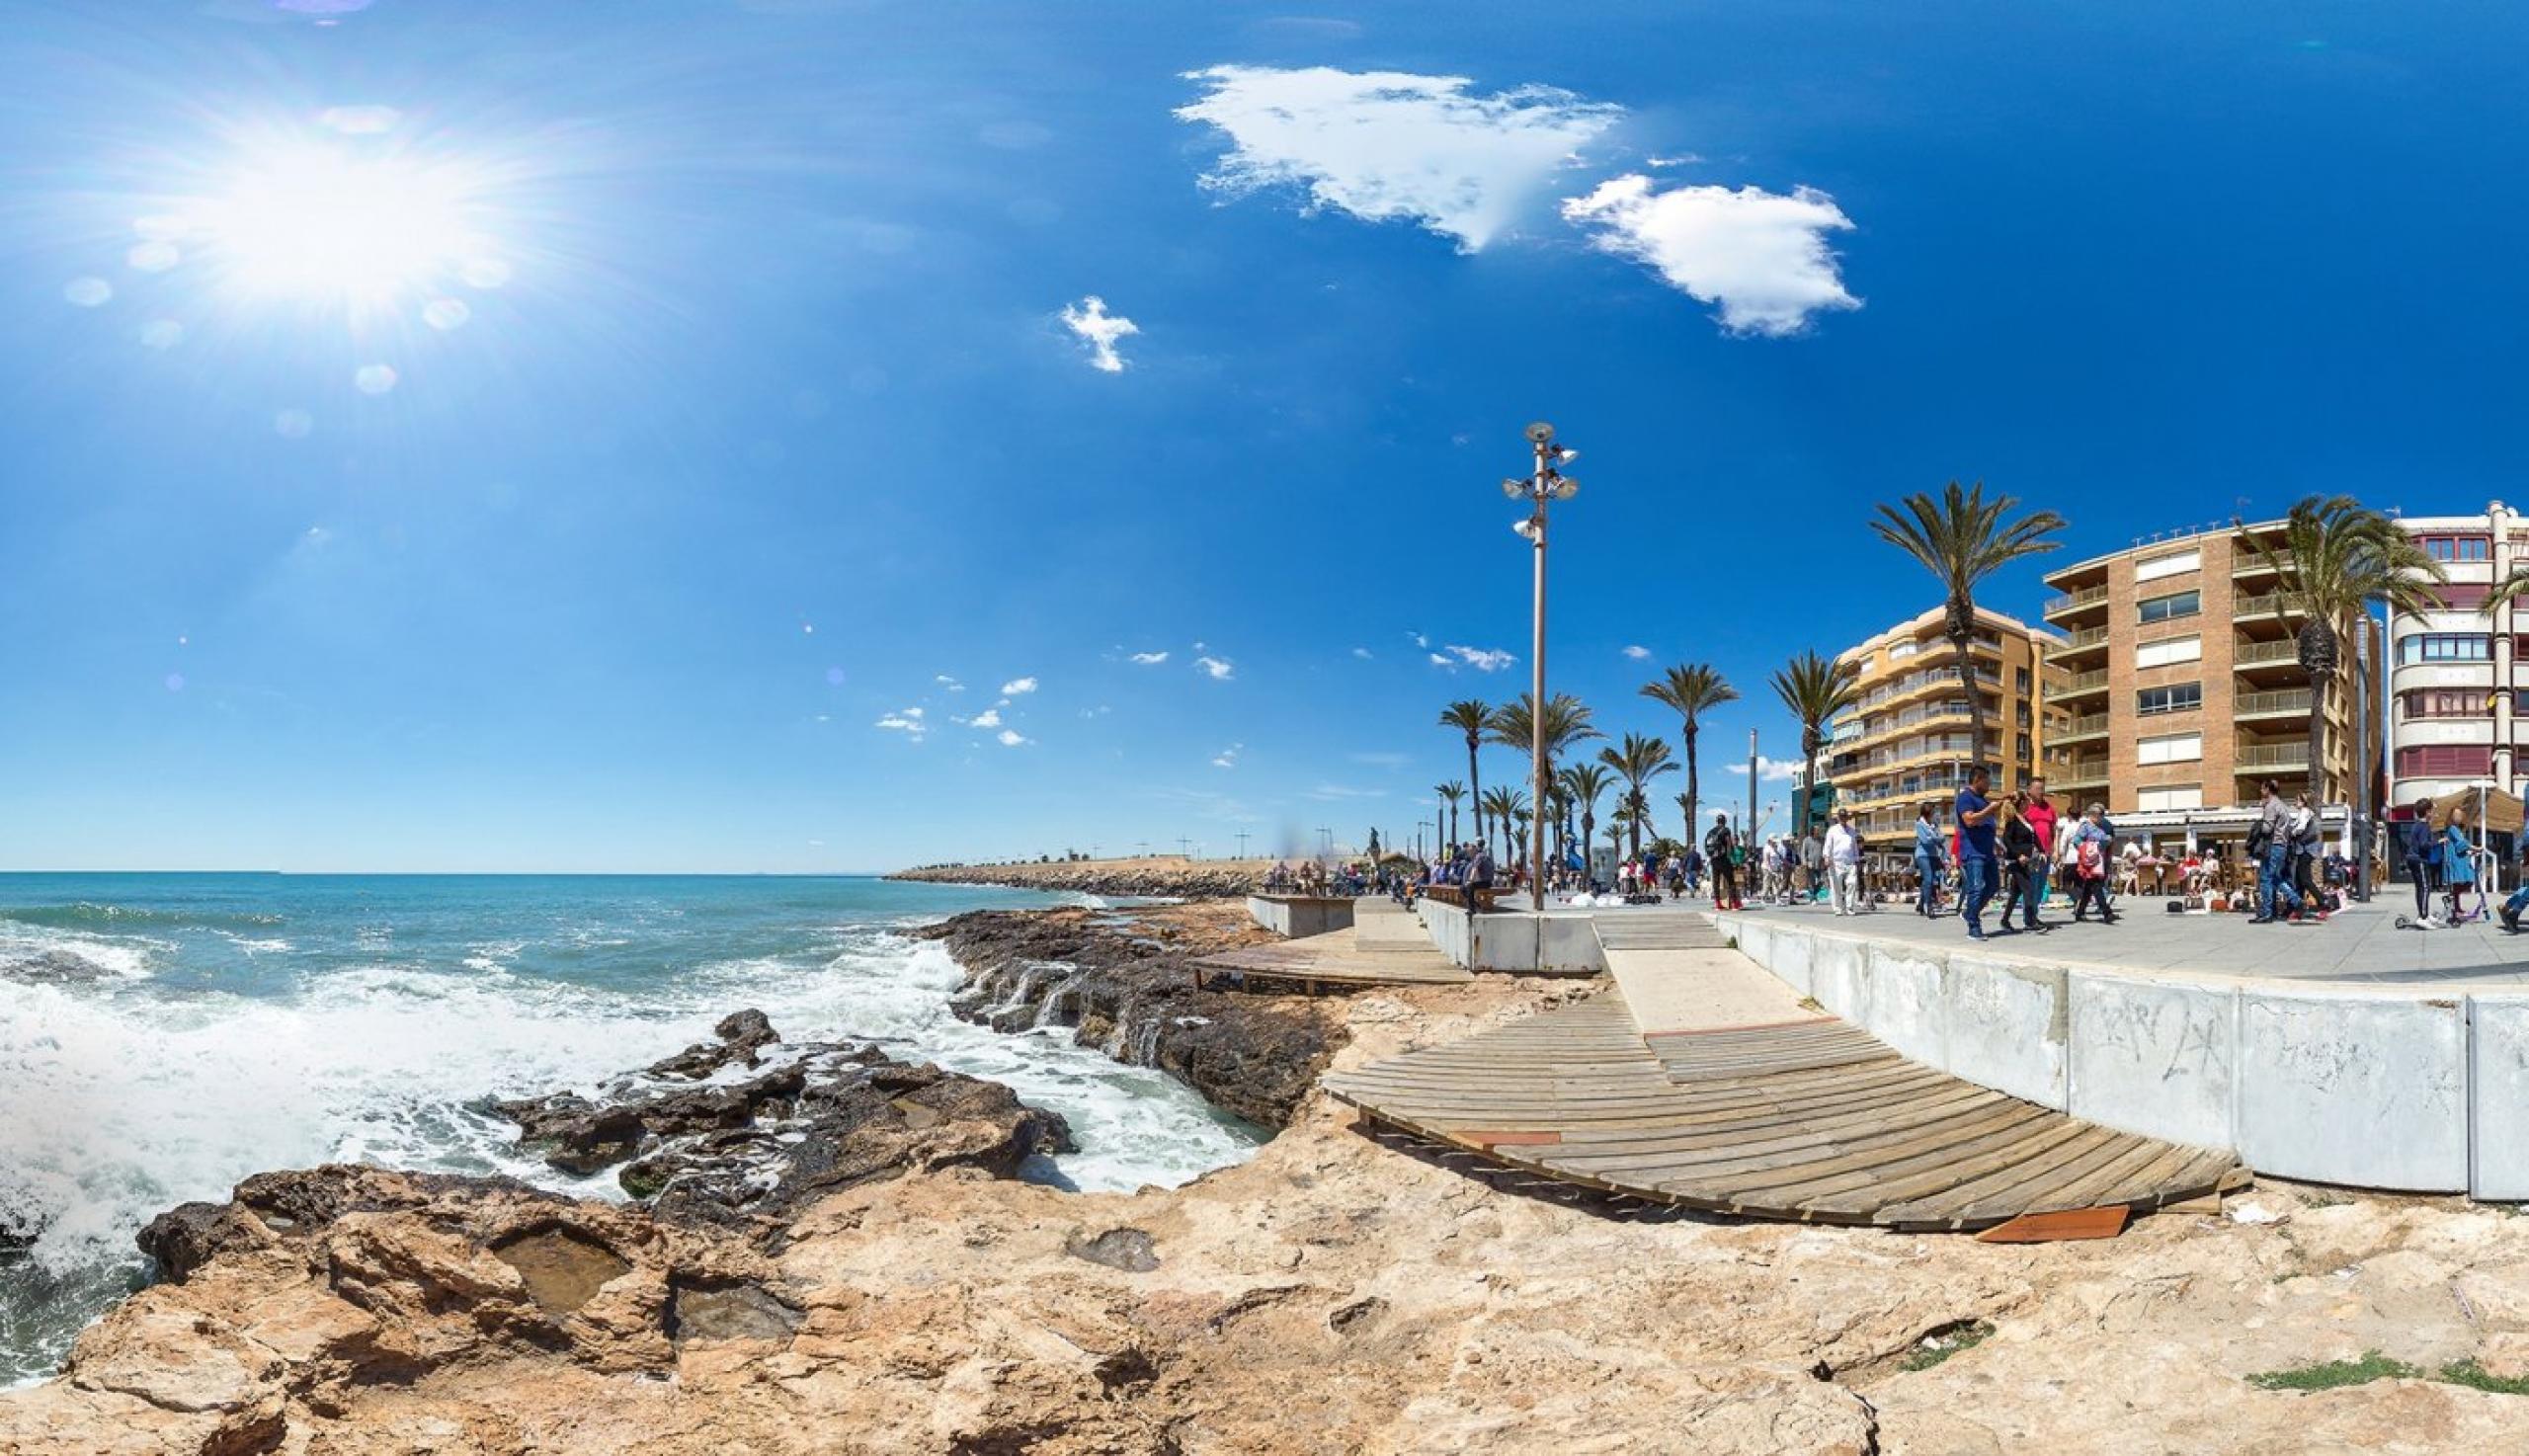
1316 826 1334 861
1505 421 1580 907
1176 836 1191 858
1234 831 1251 860
1748 727 1759 847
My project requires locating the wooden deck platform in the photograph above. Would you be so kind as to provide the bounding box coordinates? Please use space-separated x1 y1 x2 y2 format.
1195 901 1474 994
1323 991 2245 1232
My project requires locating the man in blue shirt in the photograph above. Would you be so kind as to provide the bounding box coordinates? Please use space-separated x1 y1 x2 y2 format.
1954 765 2003 940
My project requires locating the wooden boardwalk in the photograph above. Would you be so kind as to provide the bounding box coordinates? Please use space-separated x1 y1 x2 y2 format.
1196 900 1472 994
1324 916 2246 1231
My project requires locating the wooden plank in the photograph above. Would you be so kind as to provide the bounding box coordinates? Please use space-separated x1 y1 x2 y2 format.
1975 1206 2130 1243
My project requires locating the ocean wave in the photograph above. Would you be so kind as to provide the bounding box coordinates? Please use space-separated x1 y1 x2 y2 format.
0 924 156 983
0 903 284 931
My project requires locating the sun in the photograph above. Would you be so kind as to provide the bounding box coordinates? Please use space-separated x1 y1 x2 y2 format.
195 142 505 309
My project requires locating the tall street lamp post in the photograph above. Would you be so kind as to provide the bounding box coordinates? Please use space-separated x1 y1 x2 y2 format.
1506 422 1579 906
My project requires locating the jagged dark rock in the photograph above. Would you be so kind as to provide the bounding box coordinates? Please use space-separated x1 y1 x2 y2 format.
922 908 1340 1129
645 1008 780 1080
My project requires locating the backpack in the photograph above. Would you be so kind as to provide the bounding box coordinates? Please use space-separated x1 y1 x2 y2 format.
2077 839 2105 881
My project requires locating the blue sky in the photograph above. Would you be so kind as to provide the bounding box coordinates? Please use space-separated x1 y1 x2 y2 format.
2 0 2524 872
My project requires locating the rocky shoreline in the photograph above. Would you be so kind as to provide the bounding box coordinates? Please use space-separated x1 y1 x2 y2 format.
14 902 2529 1453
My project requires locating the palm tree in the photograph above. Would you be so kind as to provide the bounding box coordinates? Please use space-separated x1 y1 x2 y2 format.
1544 778 1573 869
1434 781 1466 849
2242 497 2443 802
1438 700 1493 844
1871 481 2066 774
1486 691 1603 878
1641 663 1738 839
1603 806 1631 864
1771 650 1863 836
1478 785 1528 866
1598 732 1679 859
1561 762 1615 881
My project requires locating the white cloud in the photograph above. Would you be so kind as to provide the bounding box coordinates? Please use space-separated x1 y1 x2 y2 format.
1176 65 1621 252
1723 756 1805 782
1623 644 1652 660
935 675 964 691
1431 644 1515 673
1212 743 1242 768
997 728 1029 747
1194 655 1235 681
874 708 927 739
1561 175 1860 337
1350 647 1373 660
1410 632 1430 648
966 707 1004 729
1000 677 1038 696
1059 296 1138 372
1129 651 1170 665
1307 783 1387 801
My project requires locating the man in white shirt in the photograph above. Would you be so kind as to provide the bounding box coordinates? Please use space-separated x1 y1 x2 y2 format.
1825 809 1865 916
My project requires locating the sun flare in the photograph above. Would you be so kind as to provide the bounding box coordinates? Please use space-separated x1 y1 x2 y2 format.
193 142 506 308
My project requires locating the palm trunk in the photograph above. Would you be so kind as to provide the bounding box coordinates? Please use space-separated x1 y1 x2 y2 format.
1583 812 1595 875
1801 730 1821 840
1626 790 1643 859
1683 721 1701 839
1951 625 1983 776
1466 738 1484 844
2310 667 2332 804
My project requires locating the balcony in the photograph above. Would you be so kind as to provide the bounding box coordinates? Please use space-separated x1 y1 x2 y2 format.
2237 740 2312 770
2055 713 2110 744
2053 669 2111 698
2047 626 2109 658
2233 591 2306 623
2232 638 2299 668
2042 584 2110 619
2236 688 2314 721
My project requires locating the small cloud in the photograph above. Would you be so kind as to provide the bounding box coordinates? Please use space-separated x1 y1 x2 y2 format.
1177 65 1622 251
1561 175 1861 337
874 709 928 739
1059 295 1138 372
1129 651 1170 665
1307 783 1387 801
1350 647 1373 660
1724 756 1804 782
966 707 1004 729
1623 644 1652 660
1194 655 1235 681
997 728 1029 747
1001 676 1039 696
1645 153 1703 169
1432 644 1515 673
1409 631 1430 648
936 675 965 691
1212 743 1242 768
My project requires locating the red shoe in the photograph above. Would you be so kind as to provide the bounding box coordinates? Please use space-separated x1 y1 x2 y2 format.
1731 900 1745 911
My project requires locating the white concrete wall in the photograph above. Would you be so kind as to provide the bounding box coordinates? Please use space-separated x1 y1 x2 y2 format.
1715 913 2514 1197
1414 900 1604 973
1245 896 1355 938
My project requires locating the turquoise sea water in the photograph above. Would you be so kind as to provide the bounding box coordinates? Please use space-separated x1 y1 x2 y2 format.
0 873 1261 1385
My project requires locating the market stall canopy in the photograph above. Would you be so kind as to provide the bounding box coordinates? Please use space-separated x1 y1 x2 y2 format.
2429 786 2525 835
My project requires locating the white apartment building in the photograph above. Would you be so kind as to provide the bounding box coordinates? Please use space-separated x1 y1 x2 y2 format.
2389 502 2525 808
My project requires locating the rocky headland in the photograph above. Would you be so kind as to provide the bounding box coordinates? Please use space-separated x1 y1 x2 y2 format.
11 901 2529 1454
889 854 1271 900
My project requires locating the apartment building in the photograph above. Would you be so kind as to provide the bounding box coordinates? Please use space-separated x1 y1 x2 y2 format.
1822 606 2056 853
2388 502 2526 807
2039 521 2378 818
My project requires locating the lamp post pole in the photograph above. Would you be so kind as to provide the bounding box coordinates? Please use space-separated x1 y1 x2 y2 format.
1506 423 1578 908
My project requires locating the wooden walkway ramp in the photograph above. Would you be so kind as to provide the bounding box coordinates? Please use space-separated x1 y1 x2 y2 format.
1324 914 2244 1231
1196 900 1472 994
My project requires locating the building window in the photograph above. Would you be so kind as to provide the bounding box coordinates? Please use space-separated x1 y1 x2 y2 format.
2137 731 2203 765
2135 634 2202 670
2404 688 2499 719
2137 684 2202 716
2398 633 2492 663
2134 549 2201 583
2398 745 2495 778
2138 590 2201 624
2421 534 2492 563
2136 785 2204 812
2015 667 2031 691
2427 583 2492 610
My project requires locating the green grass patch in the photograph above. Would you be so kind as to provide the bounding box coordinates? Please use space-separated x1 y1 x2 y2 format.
2248 1351 2420 1392
2438 1359 2529 1396
1901 1321 1994 1372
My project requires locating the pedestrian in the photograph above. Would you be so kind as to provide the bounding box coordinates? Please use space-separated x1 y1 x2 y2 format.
2290 792 2326 920
1824 808 1864 915
2397 799 2441 926
1953 765 2003 940
2070 803 2119 923
2444 804 2479 925
1705 812 1743 911
1913 802 1946 917
1801 826 1827 904
2249 779 2304 925
2023 777 2060 921
1998 792 2047 934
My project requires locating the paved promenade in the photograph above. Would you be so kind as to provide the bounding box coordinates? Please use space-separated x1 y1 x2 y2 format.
1721 896 2529 987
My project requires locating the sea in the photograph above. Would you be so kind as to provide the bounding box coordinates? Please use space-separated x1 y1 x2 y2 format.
0 872 1263 1386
